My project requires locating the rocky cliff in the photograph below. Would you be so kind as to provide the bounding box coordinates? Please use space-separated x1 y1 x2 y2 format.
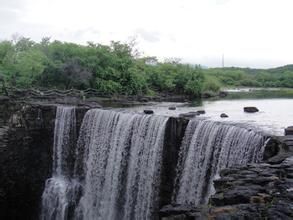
160 137 293 220
0 98 88 220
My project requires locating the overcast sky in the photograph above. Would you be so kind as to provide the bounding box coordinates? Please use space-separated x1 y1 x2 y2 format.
1 0 293 68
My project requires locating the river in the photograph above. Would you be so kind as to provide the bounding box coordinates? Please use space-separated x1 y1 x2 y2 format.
125 98 293 136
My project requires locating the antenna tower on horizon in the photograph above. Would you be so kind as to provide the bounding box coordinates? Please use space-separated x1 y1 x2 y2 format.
222 54 225 68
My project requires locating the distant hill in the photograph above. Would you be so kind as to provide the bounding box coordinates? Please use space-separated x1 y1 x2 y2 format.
208 64 293 75
204 64 293 88
267 64 293 74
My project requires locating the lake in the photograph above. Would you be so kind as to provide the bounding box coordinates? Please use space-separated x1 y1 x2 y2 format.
125 98 293 136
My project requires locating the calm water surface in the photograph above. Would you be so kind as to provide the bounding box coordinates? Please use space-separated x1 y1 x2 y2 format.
126 98 293 136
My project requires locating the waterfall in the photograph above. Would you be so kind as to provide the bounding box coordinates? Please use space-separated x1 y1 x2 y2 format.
41 107 267 219
173 119 266 206
41 108 168 220
41 106 77 220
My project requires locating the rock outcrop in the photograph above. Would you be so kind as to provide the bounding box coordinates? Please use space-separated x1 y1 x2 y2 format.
160 117 189 207
160 136 293 220
263 136 293 164
285 126 293 136
0 99 88 220
209 158 293 219
0 102 55 220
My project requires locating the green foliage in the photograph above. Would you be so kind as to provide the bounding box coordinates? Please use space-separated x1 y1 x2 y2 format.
3 36 293 98
203 76 221 92
183 67 204 96
203 67 293 89
96 78 122 94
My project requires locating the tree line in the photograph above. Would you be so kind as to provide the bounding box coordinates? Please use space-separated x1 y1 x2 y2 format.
0 37 216 97
205 66 293 88
1 36 292 98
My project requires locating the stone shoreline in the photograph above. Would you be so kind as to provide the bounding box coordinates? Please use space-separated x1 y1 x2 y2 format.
160 157 293 219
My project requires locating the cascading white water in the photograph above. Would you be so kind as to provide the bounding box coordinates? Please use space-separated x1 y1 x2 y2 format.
173 119 266 206
41 107 267 219
41 108 168 220
74 109 168 220
41 106 77 220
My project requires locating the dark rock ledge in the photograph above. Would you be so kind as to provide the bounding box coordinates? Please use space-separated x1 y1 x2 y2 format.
0 100 88 220
160 138 293 220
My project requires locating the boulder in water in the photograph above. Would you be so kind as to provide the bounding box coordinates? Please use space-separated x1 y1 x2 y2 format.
220 113 229 118
168 106 176 110
285 126 293 136
197 110 206 115
179 111 199 119
244 107 259 113
144 109 154 114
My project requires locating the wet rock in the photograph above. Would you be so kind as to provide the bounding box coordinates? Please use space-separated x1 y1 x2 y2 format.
220 113 229 118
244 106 259 113
0 96 9 102
210 159 293 219
0 103 89 220
161 154 293 220
168 106 176 110
144 109 154 114
179 112 199 119
263 136 293 164
159 204 206 220
160 204 196 216
159 117 189 207
210 187 259 206
197 110 205 115
285 126 293 136
250 193 272 204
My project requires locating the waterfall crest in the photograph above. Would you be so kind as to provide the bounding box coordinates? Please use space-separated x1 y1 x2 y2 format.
173 119 266 206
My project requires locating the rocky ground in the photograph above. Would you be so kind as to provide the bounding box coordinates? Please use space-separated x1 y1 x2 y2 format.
160 143 293 220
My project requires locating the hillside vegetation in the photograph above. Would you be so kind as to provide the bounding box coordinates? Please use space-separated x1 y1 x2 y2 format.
0 36 292 97
205 65 293 88
0 37 207 97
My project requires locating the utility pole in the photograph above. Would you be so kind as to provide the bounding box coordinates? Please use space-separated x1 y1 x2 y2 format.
222 54 225 68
